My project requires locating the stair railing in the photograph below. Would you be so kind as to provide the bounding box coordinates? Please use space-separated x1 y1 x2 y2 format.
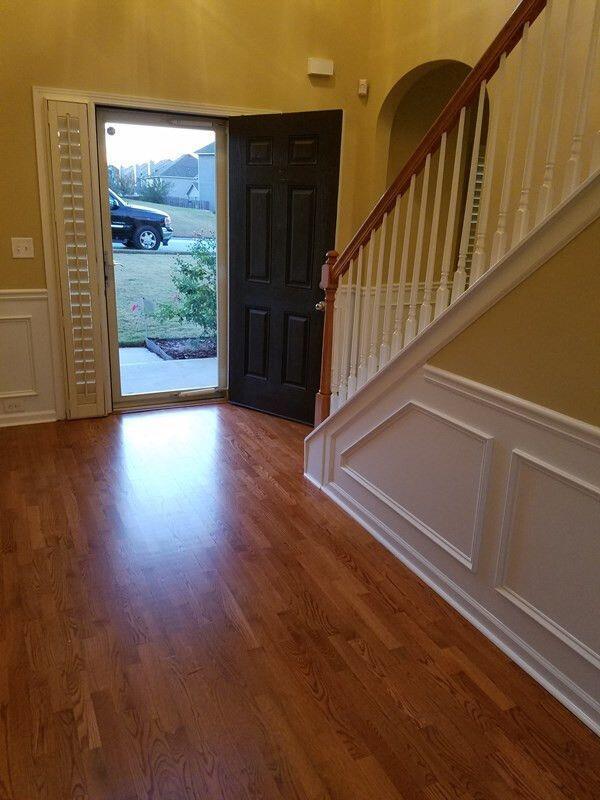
315 0 599 425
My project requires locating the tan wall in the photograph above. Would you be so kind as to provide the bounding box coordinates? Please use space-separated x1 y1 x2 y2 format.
430 217 600 427
0 0 373 290
1 0 596 292
0 0 527 291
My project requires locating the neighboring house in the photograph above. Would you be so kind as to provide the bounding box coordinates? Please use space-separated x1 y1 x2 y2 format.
109 159 173 194
150 142 216 211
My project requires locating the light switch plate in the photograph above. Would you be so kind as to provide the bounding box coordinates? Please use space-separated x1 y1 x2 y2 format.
11 237 34 258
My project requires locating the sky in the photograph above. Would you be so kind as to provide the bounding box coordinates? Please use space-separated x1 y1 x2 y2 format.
104 122 215 167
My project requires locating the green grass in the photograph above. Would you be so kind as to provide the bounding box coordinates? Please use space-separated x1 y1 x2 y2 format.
115 251 206 345
136 202 216 238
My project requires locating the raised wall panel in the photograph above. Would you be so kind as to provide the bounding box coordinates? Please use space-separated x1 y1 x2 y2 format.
0 316 36 397
246 187 272 283
247 139 272 165
286 188 316 287
282 314 309 388
289 136 318 165
496 450 600 667
245 308 270 379
0 292 57 427
340 401 493 569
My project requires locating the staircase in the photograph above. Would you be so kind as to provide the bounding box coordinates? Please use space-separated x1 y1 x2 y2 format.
307 0 600 734
313 0 599 424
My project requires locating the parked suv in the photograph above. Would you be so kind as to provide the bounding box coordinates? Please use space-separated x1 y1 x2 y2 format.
109 189 173 250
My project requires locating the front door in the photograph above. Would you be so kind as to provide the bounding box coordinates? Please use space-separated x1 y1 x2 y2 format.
228 110 342 424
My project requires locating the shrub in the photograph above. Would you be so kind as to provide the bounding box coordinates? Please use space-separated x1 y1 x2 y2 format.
154 238 217 336
140 178 172 203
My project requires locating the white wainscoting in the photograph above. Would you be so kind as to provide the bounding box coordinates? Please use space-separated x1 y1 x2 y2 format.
305 363 600 734
0 290 57 427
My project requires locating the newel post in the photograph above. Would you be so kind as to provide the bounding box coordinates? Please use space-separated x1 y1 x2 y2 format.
314 250 339 426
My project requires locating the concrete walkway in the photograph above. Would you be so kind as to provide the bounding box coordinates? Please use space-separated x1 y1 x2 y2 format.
119 347 218 396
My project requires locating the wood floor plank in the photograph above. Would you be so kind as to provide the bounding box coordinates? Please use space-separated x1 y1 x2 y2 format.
0 404 599 799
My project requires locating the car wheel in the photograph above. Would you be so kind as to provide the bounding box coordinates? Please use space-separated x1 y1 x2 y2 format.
133 226 161 251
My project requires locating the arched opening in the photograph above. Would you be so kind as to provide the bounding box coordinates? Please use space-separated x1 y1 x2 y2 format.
375 61 490 283
385 61 471 187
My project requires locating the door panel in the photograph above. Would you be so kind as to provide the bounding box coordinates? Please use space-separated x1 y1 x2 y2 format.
245 307 270 379
229 110 342 424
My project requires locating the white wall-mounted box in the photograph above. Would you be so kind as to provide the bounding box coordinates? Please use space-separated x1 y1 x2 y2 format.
307 58 334 77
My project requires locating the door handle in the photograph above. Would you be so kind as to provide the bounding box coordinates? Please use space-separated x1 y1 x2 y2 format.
315 300 326 311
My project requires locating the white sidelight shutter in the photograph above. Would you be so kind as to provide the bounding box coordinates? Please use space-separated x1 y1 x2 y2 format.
47 100 106 418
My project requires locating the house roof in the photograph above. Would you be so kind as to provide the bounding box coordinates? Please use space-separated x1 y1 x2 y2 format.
154 153 199 179
195 142 215 155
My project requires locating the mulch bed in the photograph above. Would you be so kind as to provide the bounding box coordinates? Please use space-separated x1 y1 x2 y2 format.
146 336 217 360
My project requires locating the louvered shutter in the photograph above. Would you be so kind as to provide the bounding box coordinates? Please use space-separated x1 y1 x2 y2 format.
47 101 106 418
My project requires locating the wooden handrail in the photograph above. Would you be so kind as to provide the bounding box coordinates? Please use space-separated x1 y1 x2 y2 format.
331 0 548 281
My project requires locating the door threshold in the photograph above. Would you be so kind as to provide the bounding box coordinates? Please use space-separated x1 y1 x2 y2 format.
113 389 227 414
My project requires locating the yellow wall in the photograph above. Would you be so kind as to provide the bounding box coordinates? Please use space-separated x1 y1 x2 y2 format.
430 217 600 427
0 0 521 291
0 0 372 289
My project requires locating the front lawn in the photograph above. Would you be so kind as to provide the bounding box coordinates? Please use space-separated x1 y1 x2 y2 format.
115 252 205 345
136 202 216 238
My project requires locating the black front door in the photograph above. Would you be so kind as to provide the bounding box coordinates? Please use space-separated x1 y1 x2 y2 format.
228 110 342 424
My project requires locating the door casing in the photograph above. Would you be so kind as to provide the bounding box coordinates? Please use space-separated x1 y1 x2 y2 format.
33 86 281 417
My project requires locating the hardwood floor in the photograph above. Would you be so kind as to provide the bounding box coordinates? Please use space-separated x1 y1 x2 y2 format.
0 404 598 799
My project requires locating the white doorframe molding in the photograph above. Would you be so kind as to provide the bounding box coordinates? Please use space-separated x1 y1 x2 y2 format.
33 86 280 419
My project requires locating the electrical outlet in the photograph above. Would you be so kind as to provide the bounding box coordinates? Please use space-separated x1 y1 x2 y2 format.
3 398 24 413
11 237 34 259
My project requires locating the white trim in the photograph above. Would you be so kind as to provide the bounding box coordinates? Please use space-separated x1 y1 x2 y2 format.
0 410 57 428
321 479 600 736
307 170 600 451
33 86 280 420
33 86 279 118
0 289 48 301
495 449 600 670
424 365 600 452
339 400 493 570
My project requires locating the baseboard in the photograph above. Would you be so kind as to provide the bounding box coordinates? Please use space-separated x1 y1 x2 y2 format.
0 409 57 428
323 480 600 736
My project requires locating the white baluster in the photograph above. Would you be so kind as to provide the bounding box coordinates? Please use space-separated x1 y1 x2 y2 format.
513 6 553 247
404 153 431 345
536 0 575 224
435 107 466 317
591 131 600 176
379 196 401 368
346 247 363 399
471 55 507 280
563 0 600 199
332 267 351 410
490 22 530 265
391 175 416 357
356 235 375 389
452 80 487 300
329 281 343 413
367 213 388 378
419 134 446 333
